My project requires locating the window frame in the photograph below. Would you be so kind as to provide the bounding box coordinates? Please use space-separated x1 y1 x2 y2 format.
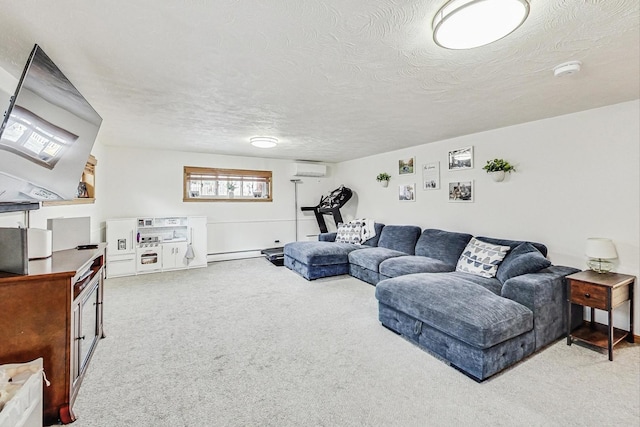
183 166 273 202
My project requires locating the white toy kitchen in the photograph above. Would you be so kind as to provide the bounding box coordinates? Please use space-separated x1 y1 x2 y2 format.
106 216 207 278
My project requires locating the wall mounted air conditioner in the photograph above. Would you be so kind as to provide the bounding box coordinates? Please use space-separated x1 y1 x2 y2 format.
292 163 327 177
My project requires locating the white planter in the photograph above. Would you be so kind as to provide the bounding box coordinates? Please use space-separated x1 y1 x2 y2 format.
228 191 235 198
489 171 506 182
379 180 389 187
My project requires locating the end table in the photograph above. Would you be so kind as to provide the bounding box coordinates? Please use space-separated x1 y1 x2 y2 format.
566 270 635 360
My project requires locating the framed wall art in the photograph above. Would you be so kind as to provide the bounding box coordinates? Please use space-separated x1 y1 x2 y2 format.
422 162 440 190
398 157 415 175
448 146 473 170
399 183 416 202
448 181 474 202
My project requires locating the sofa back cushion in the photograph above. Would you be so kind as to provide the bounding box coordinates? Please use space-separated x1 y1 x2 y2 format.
477 236 547 257
377 225 422 255
363 223 385 247
415 229 473 267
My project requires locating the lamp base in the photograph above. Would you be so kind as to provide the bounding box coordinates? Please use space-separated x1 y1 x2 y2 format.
587 258 613 273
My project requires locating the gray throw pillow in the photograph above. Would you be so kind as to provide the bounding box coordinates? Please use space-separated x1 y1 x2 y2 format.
497 242 552 283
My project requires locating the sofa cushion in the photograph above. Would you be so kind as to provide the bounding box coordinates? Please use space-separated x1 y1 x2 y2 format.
445 271 503 295
415 229 473 266
497 243 552 284
318 232 337 242
375 273 533 349
377 225 422 255
456 237 511 278
283 241 364 266
477 236 548 257
349 247 406 272
379 256 453 278
362 223 385 247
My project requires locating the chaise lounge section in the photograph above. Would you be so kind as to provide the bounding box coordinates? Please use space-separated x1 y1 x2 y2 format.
375 264 579 381
283 223 384 280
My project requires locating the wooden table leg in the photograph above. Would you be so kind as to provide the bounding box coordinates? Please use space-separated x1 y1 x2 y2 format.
566 283 572 346
629 282 635 343
608 308 614 361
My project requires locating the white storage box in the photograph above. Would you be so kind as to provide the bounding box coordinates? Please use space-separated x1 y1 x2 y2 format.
27 229 52 260
0 358 44 427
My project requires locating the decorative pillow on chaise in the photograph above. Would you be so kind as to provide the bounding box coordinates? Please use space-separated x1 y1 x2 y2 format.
456 237 511 278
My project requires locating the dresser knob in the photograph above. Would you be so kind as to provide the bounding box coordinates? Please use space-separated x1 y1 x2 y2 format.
584 293 590 298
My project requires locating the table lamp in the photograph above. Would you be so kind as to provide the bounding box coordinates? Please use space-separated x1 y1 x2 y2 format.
585 238 618 273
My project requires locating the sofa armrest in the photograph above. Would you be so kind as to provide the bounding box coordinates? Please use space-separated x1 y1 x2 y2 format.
501 265 581 350
319 232 337 242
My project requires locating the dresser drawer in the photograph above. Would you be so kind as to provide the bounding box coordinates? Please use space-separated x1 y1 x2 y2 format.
569 280 607 309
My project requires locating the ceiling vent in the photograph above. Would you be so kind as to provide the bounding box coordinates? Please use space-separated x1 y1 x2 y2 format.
292 163 327 177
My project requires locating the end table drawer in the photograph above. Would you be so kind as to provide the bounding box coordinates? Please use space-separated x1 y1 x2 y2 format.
570 280 607 309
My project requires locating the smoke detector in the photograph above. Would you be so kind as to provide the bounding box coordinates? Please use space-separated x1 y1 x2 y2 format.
553 61 582 77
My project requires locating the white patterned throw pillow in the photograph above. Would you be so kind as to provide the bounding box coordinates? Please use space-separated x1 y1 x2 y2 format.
335 222 363 245
334 219 376 245
359 218 376 243
456 237 511 278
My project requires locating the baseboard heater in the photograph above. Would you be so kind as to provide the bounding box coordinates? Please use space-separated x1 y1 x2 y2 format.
207 248 285 264
207 250 262 263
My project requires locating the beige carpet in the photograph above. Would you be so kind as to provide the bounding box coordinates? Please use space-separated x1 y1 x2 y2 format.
65 259 639 426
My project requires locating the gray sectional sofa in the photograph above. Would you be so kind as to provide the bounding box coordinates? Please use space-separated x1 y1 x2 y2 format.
284 224 581 381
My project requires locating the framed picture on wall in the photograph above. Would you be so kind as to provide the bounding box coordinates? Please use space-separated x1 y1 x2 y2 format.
448 181 473 202
448 146 473 170
398 157 415 175
399 184 416 202
422 162 440 190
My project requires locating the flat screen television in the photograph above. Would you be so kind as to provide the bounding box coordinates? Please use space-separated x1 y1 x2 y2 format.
0 44 102 202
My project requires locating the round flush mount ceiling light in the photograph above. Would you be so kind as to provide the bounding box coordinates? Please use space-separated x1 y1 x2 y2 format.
250 136 278 148
433 0 530 50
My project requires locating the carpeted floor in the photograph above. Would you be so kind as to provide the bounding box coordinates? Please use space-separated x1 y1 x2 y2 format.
65 259 639 426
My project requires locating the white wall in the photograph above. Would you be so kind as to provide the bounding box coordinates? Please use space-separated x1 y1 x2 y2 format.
333 100 640 334
101 147 337 258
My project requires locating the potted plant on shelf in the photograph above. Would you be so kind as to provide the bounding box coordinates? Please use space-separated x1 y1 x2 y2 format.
227 182 237 198
482 159 515 182
376 172 391 187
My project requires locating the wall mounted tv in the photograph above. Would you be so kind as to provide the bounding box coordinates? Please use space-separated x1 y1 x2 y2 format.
0 44 102 203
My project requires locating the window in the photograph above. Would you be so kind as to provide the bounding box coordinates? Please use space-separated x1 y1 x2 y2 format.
184 166 272 202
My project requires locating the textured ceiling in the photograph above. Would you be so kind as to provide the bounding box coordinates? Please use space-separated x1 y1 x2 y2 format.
0 0 638 163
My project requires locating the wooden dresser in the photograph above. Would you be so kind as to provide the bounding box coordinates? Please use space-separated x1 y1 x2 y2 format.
0 244 106 425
